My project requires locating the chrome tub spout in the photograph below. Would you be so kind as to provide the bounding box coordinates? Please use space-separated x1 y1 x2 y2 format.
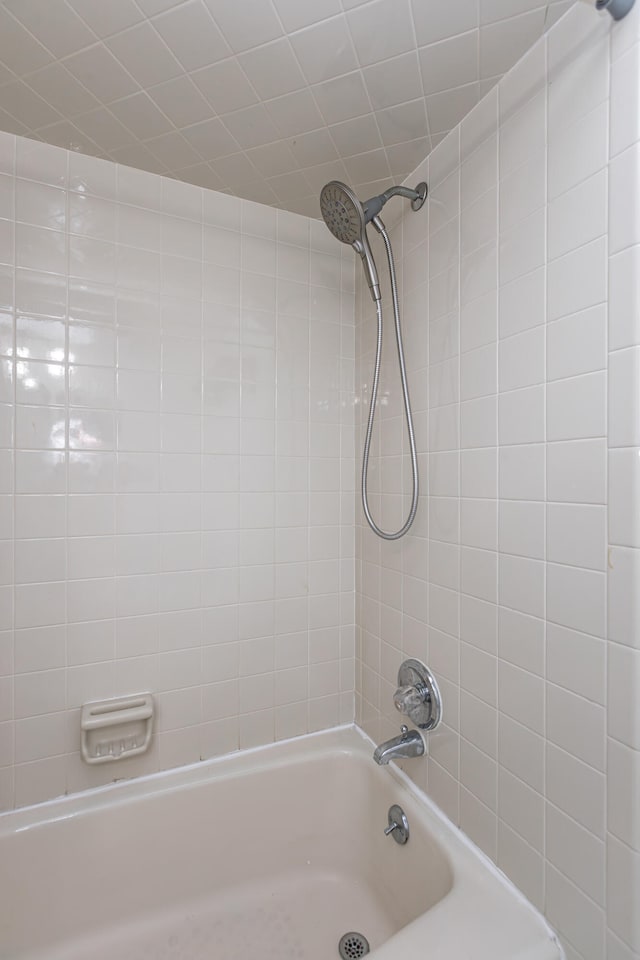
373 725 425 765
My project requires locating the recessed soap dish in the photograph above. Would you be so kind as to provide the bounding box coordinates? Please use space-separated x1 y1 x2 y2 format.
81 693 154 765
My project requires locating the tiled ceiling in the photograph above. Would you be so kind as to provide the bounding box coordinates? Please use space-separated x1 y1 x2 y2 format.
0 0 573 216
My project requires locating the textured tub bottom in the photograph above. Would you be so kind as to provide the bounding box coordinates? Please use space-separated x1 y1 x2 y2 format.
35 868 398 960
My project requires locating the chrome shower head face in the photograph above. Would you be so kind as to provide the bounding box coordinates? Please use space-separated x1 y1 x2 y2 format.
319 181 365 246
320 180 381 302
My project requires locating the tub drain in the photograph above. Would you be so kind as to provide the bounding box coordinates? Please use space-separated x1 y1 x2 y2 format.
338 932 370 959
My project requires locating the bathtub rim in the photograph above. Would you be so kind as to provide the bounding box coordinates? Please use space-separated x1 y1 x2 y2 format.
0 723 363 833
0 719 558 922
0 722 564 960
0 719 548 911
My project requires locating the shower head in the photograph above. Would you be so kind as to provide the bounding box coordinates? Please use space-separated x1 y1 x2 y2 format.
319 180 428 303
319 180 365 245
320 181 381 302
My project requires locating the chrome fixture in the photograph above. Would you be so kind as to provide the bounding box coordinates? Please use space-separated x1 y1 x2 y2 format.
373 724 425 765
319 181 427 304
319 180 427 541
384 804 410 844
338 932 370 959
394 659 442 731
595 0 635 19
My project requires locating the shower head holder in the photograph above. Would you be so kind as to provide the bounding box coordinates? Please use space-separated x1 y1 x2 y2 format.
361 182 428 224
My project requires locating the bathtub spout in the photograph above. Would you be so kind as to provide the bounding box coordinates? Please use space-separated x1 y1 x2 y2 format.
373 725 425 765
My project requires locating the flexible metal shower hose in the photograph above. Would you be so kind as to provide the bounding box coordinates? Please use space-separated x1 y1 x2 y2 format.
361 223 419 540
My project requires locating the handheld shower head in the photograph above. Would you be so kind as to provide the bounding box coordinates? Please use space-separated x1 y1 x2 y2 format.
319 180 428 302
320 179 428 540
319 180 363 245
319 180 381 302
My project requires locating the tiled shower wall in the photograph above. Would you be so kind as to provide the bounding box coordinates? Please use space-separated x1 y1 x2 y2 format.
0 135 356 810
355 5 639 960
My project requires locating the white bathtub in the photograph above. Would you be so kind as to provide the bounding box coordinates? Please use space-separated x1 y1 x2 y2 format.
0 726 562 960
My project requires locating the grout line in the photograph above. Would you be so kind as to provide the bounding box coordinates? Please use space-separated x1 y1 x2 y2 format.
542 29 549 912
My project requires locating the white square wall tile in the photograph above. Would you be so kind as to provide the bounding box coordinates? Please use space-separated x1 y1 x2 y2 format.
609 348 640 447
607 834 640 952
460 283 498 351
548 100 608 202
499 444 545 501
547 681 606 772
459 249 496 321
547 305 606 383
499 91 546 179
608 642 640 751
499 555 544 619
498 149 545 236
547 439 606 504
498 821 544 911
460 344 497 400
461 448 496 499
610 244 640 351
461 187 497 259
498 607 544 678
16 139 66 187
547 503 606 572
498 501 544 560
608 546 640 649
547 372 606 442
0 132 15 176
420 31 479 100
547 237 607 323
497 31 546 115
610 41 640 158
546 742 605 840
498 326 544 393
609 143 640 255
609 448 640 548
547 622 604 704
498 764 544 851
499 385 544 446
499 207 545 286
460 87 497 160
498 660 544 736
499 267 545 340
607 737 640 850
461 134 497 210
545 802 605 906
461 396 497 449
547 563 606 639
499 706 544 789
461 499 497 551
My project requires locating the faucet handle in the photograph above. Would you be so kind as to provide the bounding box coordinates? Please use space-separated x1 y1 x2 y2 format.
394 683 426 716
393 660 443 731
400 724 409 739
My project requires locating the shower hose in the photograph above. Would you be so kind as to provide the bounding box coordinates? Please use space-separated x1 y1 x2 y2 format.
361 222 419 540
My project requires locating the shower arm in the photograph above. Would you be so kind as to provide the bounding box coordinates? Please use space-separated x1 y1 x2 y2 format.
363 182 428 223
379 185 425 206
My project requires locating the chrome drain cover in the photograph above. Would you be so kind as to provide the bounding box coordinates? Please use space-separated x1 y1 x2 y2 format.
339 932 370 959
